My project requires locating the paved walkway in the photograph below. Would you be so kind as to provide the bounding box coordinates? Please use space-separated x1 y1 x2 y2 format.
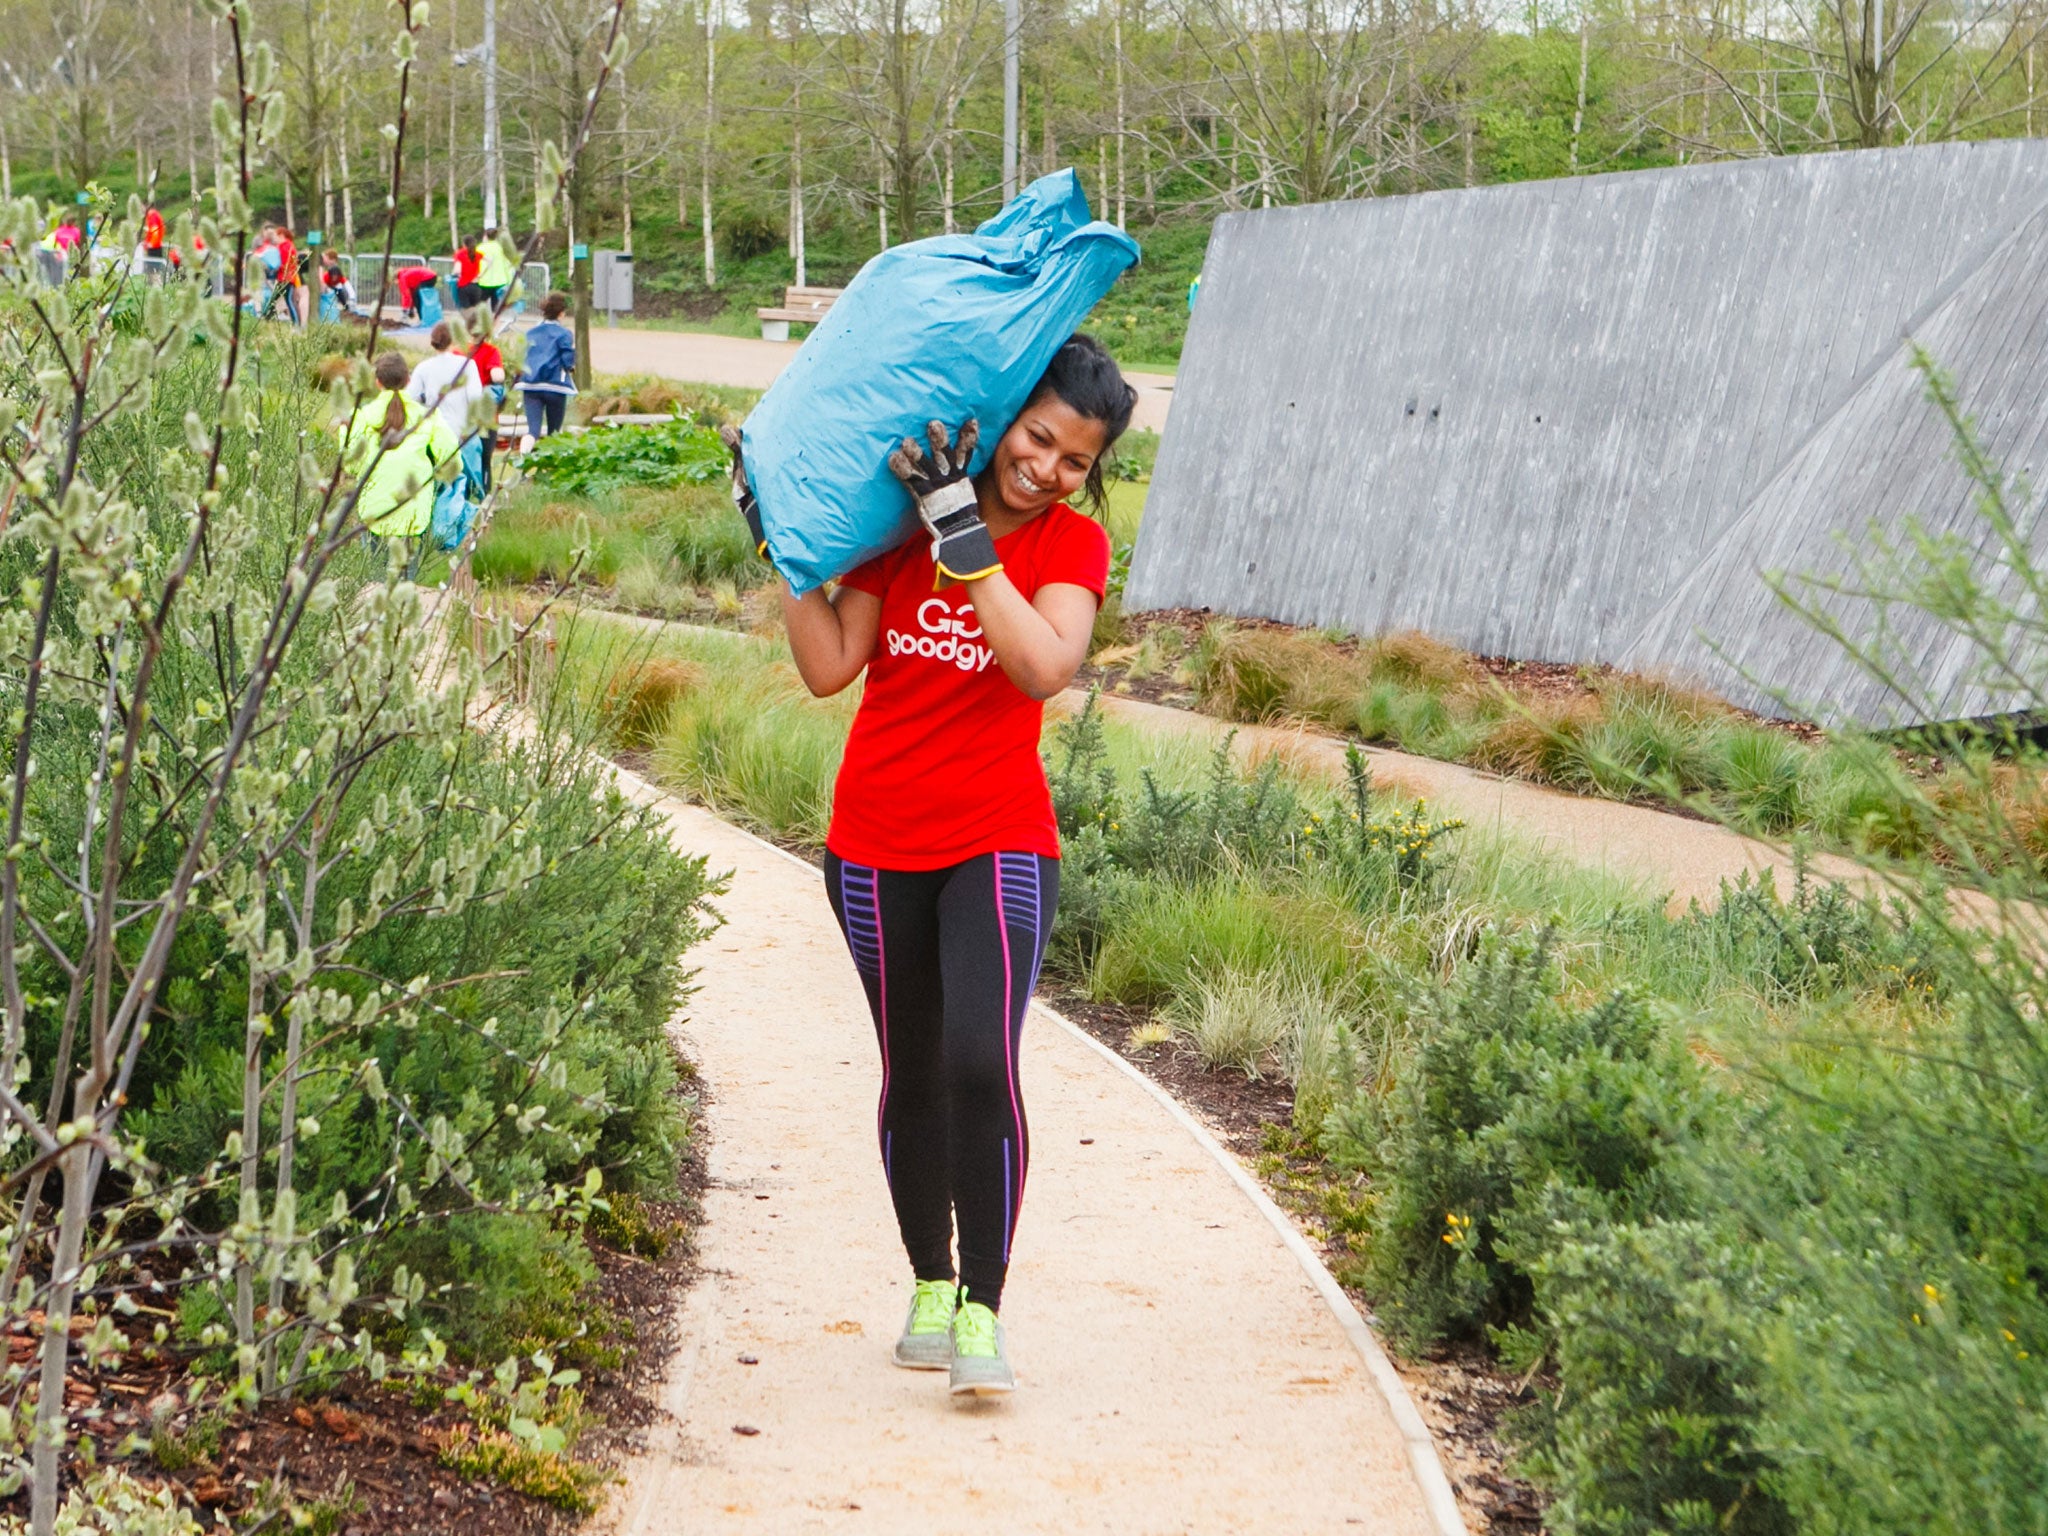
595 769 1453 1535
584 327 1176 432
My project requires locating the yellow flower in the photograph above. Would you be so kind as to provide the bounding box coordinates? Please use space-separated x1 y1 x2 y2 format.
1923 1283 1941 1304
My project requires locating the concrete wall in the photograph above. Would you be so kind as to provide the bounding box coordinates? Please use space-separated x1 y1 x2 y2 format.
1126 141 2048 725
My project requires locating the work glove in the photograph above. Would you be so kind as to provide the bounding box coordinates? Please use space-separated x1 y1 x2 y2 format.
719 425 769 560
888 419 1001 586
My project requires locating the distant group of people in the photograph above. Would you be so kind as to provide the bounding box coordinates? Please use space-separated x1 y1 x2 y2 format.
393 226 520 324
342 286 578 578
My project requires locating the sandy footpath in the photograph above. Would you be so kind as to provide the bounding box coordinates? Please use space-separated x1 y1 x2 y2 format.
1080 693 1876 913
594 774 1452 1536
583 327 1177 432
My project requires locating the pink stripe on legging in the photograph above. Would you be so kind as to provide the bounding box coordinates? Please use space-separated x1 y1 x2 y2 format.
992 858 1025 1261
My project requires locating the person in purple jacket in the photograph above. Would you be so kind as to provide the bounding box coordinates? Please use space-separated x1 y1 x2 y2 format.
517 292 577 448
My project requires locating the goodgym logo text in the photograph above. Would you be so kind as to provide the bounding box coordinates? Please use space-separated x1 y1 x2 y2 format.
886 596 996 672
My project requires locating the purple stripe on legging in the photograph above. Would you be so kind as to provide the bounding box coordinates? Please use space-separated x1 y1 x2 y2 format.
837 862 891 1162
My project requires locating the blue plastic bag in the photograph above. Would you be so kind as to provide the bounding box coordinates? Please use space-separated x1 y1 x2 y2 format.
742 170 1139 593
431 465 476 551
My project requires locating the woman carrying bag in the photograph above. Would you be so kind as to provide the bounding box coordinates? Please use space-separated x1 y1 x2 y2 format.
342 352 460 580
731 334 1136 1396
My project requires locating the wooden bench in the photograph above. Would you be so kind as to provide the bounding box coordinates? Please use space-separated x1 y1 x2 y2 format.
757 285 843 341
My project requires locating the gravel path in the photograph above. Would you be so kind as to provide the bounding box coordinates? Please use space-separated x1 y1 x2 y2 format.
595 767 1452 1536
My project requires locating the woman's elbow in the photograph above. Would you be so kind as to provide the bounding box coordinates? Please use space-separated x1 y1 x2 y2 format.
795 660 858 698
1018 665 1078 702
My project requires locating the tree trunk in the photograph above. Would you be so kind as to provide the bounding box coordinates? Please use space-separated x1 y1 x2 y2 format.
1570 2 1589 170
1113 4 1127 228
702 0 718 285
448 0 461 249
943 90 958 233
340 123 357 252
620 71 633 255
29 1140 95 1536
791 74 807 285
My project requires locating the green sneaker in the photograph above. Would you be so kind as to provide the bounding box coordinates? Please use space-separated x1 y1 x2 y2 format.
948 1294 1014 1396
892 1278 958 1370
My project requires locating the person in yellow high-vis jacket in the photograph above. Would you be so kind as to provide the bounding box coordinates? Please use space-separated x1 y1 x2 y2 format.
343 352 459 580
475 227 517 309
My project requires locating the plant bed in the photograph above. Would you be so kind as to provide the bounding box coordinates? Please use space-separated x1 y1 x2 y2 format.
0 1078 707 1533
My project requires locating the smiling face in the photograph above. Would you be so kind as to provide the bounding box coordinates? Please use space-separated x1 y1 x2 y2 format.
981 393 1110 524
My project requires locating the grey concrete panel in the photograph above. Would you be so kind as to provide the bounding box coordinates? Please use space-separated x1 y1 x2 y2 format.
1127 140 2048 724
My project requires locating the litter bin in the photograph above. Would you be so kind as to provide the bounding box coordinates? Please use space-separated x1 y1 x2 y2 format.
592 250 634 322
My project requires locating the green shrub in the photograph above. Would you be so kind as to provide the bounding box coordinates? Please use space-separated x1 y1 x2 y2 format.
524 419 729 494
1709 725 1808 832
1568 695 1717 800
666 485 762 584
1097 876 1368 1011
1333 929 1715 1347
1512 1213 1795 1536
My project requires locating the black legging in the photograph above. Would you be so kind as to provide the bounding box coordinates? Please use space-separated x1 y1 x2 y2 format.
825 851 1058 1314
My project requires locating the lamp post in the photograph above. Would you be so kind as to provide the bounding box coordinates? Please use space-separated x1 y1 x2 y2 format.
482 0 500 227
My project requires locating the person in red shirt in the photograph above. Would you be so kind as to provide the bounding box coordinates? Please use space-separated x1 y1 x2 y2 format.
394 265 440 322
452 235 482 309
736 334 1134 1397
274 227 304 327
141 204 166 259
465 324 508 491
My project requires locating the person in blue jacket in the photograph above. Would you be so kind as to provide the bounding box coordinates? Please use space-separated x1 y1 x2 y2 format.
518 291 577 447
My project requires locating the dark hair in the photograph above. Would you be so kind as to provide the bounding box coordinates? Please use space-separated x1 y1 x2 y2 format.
541 291 569 320
429 320 453 350
1025 332 1137 514
373 352 410 444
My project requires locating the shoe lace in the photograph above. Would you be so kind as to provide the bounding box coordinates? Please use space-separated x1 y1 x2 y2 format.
909 1280 957 1335
953 1298 999 1358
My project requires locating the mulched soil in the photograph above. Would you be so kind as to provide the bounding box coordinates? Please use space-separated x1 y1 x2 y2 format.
1040 986 1293 1154
2 1075 707 1533
1042 980 1551 1536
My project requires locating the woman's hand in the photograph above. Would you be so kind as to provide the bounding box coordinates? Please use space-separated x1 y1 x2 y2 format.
961 572 1098 701
889 420 1002 585
719 426 769 559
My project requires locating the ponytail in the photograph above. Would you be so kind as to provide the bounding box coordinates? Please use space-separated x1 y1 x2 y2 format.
381 390 408 449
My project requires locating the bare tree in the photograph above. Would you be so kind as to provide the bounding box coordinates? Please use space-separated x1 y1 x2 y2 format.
1639 0 2048 155
801 0 998 244
1155 0 1461 209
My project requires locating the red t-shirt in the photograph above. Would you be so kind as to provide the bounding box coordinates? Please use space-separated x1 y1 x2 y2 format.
455 248 482 286
827 503 1110 870
142 210 165 251
468 340 504 384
